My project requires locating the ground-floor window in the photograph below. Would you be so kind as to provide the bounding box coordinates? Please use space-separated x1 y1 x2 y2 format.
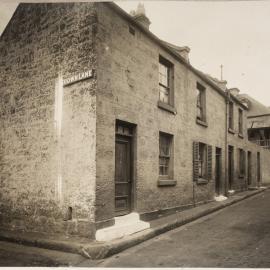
159 132 173 178
193 141 212 181
238 148 246 177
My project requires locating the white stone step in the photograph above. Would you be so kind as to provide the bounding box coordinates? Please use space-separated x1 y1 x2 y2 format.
95 212 150 242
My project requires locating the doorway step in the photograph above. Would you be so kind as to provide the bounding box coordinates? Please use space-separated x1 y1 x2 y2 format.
214 195 227 201
95 212 150 242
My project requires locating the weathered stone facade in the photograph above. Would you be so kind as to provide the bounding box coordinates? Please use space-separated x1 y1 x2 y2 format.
1 2 270 238
0 3 98 237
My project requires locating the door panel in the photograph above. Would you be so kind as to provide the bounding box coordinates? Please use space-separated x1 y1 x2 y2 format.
248 151 251 186
115 136 132 216
215 148 222 195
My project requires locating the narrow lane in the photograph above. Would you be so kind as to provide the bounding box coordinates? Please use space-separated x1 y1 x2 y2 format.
0 190 269 267
95 190 270 267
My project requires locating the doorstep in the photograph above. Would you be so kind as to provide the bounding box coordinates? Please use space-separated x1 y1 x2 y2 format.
0 187 267 260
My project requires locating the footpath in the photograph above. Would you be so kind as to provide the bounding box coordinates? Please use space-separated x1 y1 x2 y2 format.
0 187 267 260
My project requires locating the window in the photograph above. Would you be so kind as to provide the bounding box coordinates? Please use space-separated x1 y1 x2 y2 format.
238 109 243 135
159 56 173 105
159 132 173 177
193 141 212 182
238 148 245 177
198 143 207 178
228 101 234 130
196 83 206 123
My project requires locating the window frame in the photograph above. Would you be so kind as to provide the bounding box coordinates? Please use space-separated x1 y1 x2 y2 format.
198 142 207 179
159 132 174 180
238 108 243 136
228 101 234 131
158 56 175 112
238 148 245 177
193 141 212 183
196 82 207 126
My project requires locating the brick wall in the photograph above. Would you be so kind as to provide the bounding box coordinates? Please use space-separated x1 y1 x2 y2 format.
0 3 97 237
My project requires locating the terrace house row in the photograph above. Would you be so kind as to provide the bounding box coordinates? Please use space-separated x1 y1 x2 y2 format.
0 2 270 240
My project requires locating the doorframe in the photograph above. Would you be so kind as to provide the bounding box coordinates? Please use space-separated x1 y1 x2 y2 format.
115 120 136 216
247 151 252 187
228 145 234 190
257 152 261 186
215 147 222 195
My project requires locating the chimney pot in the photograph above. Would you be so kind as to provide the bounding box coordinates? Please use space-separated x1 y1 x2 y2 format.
131 3 151 30
229 88 240 96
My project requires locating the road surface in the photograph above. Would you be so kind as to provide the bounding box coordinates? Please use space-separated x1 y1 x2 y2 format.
0 190 270 267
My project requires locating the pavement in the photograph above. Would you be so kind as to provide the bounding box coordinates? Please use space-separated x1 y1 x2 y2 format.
0 187 267 260
96 188 270 267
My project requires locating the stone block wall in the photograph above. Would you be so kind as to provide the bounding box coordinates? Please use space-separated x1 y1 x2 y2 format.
0 3 97 237
94 3 227 223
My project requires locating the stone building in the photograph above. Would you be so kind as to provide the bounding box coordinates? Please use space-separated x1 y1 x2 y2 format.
238 93 270 150
0 2 270 240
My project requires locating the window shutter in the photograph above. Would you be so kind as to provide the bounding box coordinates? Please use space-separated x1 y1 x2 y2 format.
193 141 199 181
243 150 246 175
207 145 212 180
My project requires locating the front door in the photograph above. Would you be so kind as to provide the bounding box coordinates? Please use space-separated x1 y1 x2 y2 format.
115 125 133 216
247 151 252 186
215 147 222 195
228 145 234 190
257 152 261 186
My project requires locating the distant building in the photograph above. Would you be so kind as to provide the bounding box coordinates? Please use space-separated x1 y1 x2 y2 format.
238 93 270 150
0 2 270 240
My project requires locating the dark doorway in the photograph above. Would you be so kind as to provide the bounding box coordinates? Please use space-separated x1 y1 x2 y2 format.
257 152 261 185
215 147 222 195
115 122 134 216
247 151 252 186
228 145 234 190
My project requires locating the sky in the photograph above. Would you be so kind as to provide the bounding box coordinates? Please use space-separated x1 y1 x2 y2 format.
0 0 270 106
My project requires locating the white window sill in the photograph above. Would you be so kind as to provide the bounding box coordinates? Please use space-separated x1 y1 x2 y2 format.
196 118 208 127
228 128 235 134
157 101 177 114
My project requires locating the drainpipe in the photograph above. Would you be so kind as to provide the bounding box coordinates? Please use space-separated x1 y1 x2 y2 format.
224 89 230 197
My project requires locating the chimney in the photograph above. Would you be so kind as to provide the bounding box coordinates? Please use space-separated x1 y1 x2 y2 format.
131 3 151 30
216 80 227 91
229 88 240 96
176 46 190 62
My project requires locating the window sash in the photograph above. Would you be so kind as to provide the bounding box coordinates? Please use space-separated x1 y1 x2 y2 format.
229 102 234 129
159 134 172 176
159 84 169 104
159 157 169 176
196 85 205 121
198 143 207 178
239 109 243 134
159 59 171 104
159 63 169 87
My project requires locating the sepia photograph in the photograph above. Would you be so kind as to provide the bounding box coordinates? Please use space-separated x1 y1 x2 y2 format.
0 0 270 267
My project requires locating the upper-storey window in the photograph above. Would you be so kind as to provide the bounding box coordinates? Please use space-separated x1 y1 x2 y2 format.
238 108 243 135
159 56 173 105
228 101 234 130
196 83 206 123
